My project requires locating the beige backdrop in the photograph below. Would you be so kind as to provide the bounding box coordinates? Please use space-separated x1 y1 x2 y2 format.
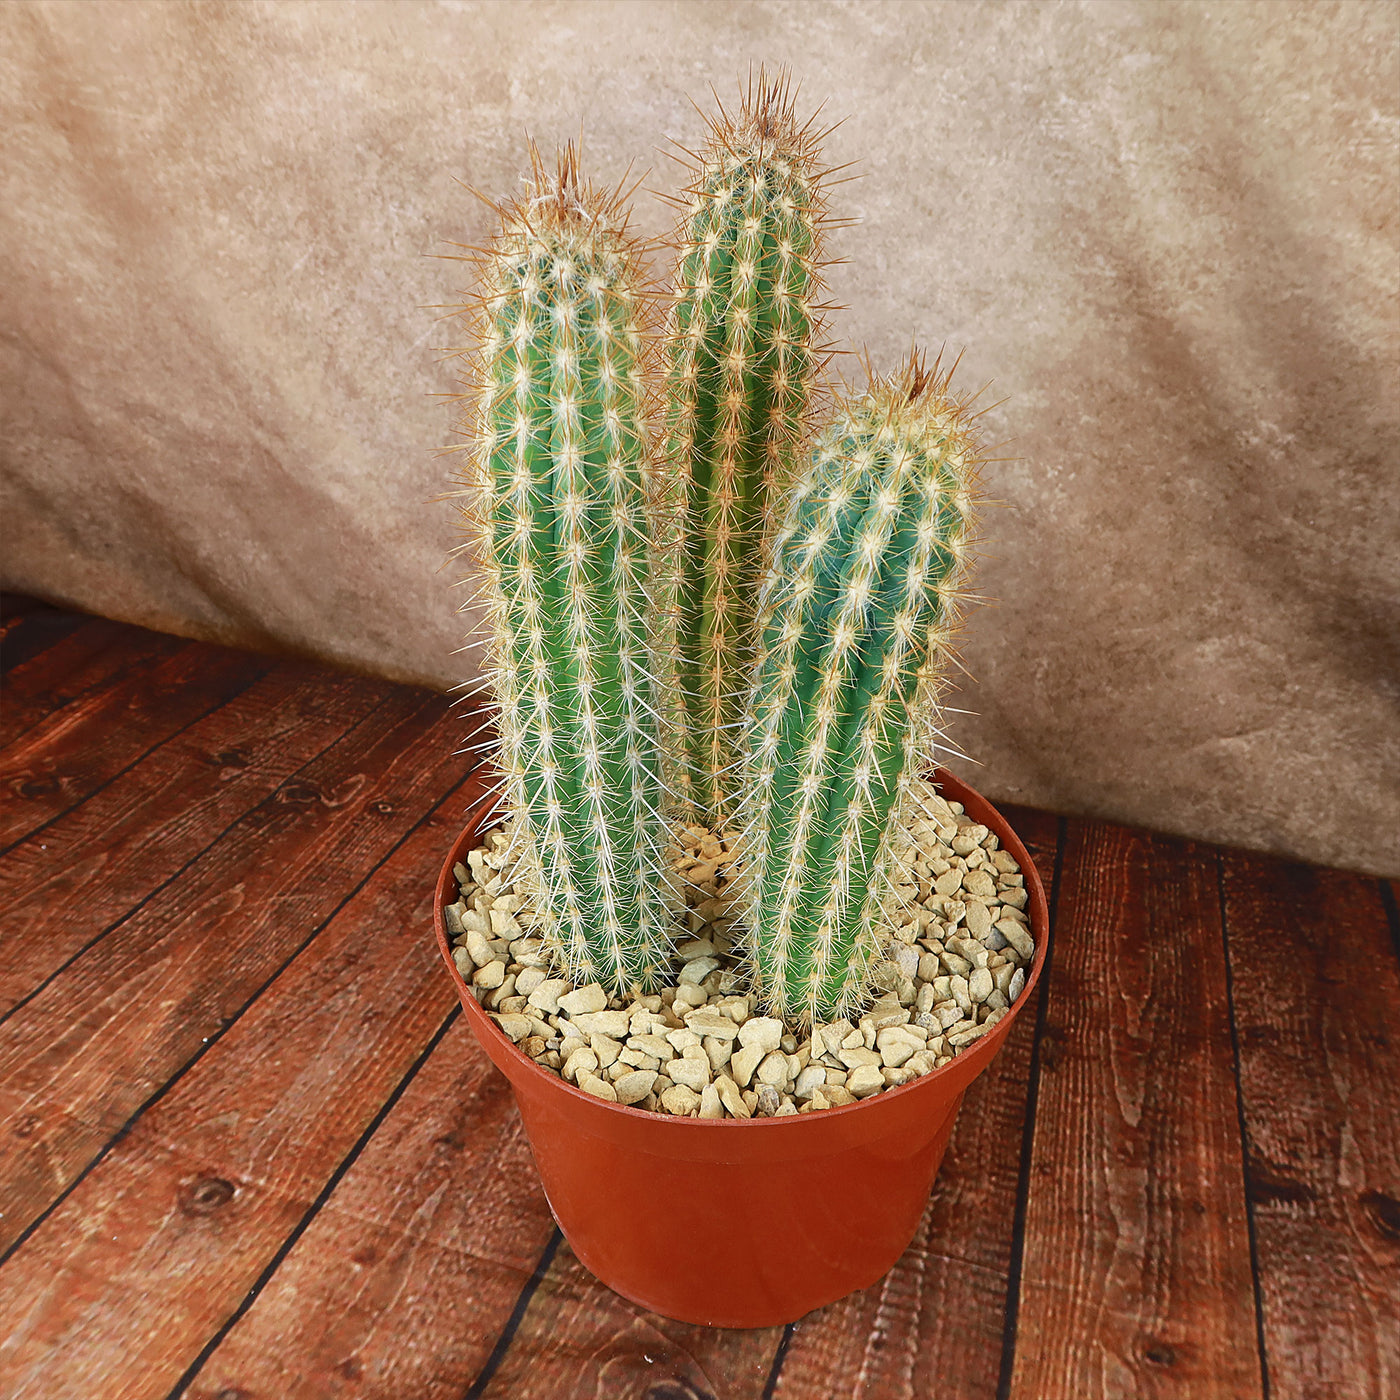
2 0 1397 875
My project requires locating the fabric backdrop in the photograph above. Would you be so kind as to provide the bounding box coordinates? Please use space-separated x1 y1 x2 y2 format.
2 0 1397 875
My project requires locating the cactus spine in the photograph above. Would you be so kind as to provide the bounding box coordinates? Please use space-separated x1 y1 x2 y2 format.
740 356 982 1027
660 74 829 828
456 147 674 996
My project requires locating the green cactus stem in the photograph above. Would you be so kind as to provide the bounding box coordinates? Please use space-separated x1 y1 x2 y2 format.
454 145 675 996
659 72 832 828
740 354 983 1027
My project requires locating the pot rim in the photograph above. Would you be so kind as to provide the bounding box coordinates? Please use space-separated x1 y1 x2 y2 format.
434 766 1048 1129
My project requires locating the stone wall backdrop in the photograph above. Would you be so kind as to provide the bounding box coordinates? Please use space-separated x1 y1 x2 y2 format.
2 0 1397 874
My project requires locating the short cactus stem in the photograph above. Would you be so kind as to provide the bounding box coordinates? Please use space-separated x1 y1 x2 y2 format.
455 146 675 996
740 355 983 1027
659 73 830 828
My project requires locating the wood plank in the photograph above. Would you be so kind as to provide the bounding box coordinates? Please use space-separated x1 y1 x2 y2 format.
0 600 87 677
180 1018 559 1400
0 779 483 1398
0 661 390 1016
0 618 183 747
0 640 271 849
1007 820 1263 1400
0 685 470 1256
472 1237 784 1400
1223 854 1400 1400
770 807 1061 1400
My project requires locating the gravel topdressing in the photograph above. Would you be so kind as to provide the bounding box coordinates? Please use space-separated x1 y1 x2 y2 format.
445 783 1034 1118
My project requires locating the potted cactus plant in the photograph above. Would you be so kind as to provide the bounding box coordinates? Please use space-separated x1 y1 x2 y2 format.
435 75 1047 1327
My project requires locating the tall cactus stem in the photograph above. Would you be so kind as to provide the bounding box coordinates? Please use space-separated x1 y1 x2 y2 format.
657 70 834 828
451 144 675 996
739 352 984 1027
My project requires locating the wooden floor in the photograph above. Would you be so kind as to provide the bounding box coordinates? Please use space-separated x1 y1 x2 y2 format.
0 594 1396 1400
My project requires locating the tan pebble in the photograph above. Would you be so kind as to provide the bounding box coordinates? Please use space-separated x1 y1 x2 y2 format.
736 1017 784 1055
673 983 709 1008
558 984 608 1017
589 1033 623 1069
527 979 571 1015
451 947 473 976
668 1057 711 1091
824 1085 857 1107
793 1064 827 1100
618 1048 660 1072
905 1051 936 1076
489 908 522 938
934 868 964 897
521 1035 548 1060
666 1027 703 1053
1008 968 1026 1001
882 1066 915 1087
950 975 973 1013
999 922 1035 960
571 1009 630 1039
678 956 721 986
562 1046 599 1083
969 967 994 1003
698 1083 724 1119
514 967 546 997
741 1089 759 1115
615 1070 658 1105
847 1065 885 1099
685 1011 740 1040
715 1074 750 1118
576 1072 618 1102
808 1088 830 1111
731 1043 764 1088
942 951 972 977
660 1084 701 1115
935 1000 964 1029
755 1052 790 1088
703 1036 732 1072
838 1046 882 1070
675 938 717 961
992 849 1019 872
494 1013 533 1043
1001 886 1029 910
473 960 506 990
464 929 495 966
629 1033 674 1061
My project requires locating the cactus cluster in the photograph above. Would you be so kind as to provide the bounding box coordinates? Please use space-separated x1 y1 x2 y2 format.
450 77 987 1025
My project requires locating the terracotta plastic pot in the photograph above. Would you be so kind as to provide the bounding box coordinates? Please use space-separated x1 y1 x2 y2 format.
434 768 1047 1328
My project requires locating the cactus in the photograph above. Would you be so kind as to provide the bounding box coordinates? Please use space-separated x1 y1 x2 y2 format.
658 72 831 828
739 355 983 1027
453 145 675 996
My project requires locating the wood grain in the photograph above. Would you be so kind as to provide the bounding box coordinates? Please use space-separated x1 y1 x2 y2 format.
0 686 465 1255
0 618 184 747
0 661 389 1015
769 807 1061 1400
1223 854 1400 1400
1007 820 1264 1400
0 784 475 1398
0 639 270 848
470 1237 781 1400
182 1018 559 1400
